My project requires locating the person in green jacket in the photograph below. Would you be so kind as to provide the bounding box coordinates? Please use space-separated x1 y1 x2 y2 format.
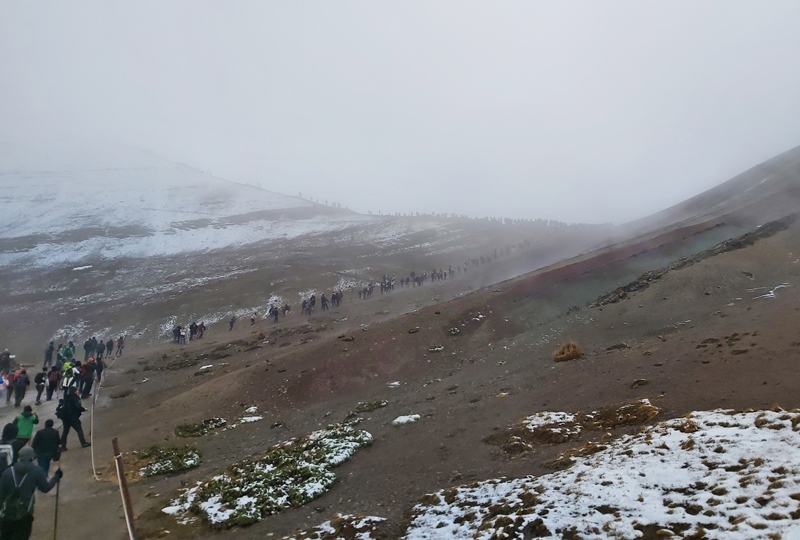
13 406 39 455
62 341 75 362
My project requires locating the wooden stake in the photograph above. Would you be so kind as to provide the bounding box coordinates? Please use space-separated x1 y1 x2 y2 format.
112 438 137 540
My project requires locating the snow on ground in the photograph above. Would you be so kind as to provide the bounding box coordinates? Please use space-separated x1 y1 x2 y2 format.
138 446 202 478
750 283 790 300
163 424 373 528
404 409 800 539
0 141 312 238
523 411 582 439
285 514 387 540
1 141 426 267
392 414 421 426
334 276 362 291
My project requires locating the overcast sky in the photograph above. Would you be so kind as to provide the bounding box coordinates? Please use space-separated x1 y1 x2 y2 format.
2 1 800 223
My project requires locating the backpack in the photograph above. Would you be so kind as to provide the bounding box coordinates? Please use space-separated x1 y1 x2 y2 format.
0 468 32 522
48 371 59 384
0 446 13 476
55 400 66 420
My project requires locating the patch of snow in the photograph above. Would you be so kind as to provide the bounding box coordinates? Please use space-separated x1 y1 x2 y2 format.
387 381 401 388
239 416 263 424
392 414 421 426
163 425 373 528
244 406 258 414
752 283 789 300
72 265 93 271
523 411 581 438
286 514 387 540
405 409 800 539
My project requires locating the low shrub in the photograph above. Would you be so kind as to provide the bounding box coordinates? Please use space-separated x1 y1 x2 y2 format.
553 341 583 362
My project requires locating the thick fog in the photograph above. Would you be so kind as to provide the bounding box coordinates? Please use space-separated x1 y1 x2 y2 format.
2 1 800 224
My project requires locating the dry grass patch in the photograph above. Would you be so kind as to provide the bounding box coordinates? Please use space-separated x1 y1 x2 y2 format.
553 341 582 362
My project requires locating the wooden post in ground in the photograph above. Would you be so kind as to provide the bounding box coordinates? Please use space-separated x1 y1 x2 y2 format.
112 438 137 540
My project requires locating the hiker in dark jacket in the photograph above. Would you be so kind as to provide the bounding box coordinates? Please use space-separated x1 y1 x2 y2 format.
82 339 92 362
59 387 90 450
13 370 29 408
0 446 61 540
94 356 104 384
0 350 10 376
33 369 46 405
43 342 54 369
105 339 113 358
31 420 61 475
54 344 64 369
95 339 105 361
45 368 59 402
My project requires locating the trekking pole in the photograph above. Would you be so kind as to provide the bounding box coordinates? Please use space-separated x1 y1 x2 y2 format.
53 474 60 540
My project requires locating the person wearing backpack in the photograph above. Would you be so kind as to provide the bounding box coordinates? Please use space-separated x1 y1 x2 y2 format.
79 359 96 399
12 370 29 408
45 368 59 402
59 387 90 450
0 446 61 540
33 369 46 405
4 372 15 404
60 363 79 397
43 342 54 370
62 341 75 362
95 355 105 385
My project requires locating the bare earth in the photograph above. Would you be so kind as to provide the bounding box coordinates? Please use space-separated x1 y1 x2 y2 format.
12 205 799 539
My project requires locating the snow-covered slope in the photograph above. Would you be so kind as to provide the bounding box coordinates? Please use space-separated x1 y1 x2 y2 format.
0 141 364 265
0 141 318 235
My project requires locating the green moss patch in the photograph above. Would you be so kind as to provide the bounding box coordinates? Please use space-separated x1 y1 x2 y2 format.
162 424 373 529
138 445 201 477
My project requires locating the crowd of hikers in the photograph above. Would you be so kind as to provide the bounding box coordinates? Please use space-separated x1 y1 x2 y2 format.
161 246 519 341
0 242 530 537
220 252 507 329
0 334 124 538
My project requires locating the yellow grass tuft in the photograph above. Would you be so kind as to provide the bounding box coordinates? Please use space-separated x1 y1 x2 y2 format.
553 341 583 362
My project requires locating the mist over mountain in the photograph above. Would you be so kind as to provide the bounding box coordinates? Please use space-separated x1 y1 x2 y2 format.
0 141 363 266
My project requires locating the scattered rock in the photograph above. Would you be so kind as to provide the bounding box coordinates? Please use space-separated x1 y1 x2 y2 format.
606 343 630 351
110 388 134 399
630 379 648 389
408 327 420 334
